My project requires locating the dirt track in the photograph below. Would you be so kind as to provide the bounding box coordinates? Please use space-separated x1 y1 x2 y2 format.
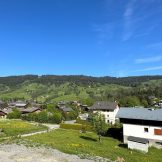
0 144 93 162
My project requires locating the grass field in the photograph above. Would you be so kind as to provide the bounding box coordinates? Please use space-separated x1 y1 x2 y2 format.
0 119 47 138
25 129 162 162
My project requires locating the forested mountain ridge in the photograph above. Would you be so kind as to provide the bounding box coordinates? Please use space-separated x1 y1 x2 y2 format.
1 75 162 87
0 75 162 107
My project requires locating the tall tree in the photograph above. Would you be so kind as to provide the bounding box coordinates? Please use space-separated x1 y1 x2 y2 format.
91 112 108 142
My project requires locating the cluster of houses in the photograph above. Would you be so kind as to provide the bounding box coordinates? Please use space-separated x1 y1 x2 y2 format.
89 101 162 153
0 100 41 118
57 100 90 113
0 100 89 118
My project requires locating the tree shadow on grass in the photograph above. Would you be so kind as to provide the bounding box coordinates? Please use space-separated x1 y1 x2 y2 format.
118 143 128 149
79 135 97 142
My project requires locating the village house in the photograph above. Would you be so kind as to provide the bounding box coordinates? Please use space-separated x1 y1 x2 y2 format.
60 107 73 113
8 101 28 108
90 101 119 125
0 110 7 118
80 104 90 112
0 106 41 118
20 107 41 115
117 108 162 152
0 109 12 118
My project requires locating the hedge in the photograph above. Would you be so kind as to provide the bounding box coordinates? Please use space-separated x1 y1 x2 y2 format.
60 123 93 132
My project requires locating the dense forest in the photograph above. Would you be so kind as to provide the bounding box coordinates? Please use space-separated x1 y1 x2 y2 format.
0 75 162 107
1 75 162 87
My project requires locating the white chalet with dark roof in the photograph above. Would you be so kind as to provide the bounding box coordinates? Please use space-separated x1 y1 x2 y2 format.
117 108 162 152
90 101 119 124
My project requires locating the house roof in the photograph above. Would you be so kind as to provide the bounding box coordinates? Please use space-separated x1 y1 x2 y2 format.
90 101 118 110
116 108 162 122
61 107 73 112
21 107 40 113
9 101 27 107
0 110 7 115
15 103 27 107
2 109 13 114
128 136 149 144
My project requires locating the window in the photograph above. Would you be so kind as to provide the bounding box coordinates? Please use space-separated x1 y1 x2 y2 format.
107 115 109 117
107 120 109 123
144 128 149 133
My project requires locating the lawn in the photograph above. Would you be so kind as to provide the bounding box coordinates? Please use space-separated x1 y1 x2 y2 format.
25 129 162 162
0 119 47 137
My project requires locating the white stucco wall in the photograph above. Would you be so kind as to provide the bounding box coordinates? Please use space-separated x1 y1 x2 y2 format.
93 107 119 124
123 124 162 143
128 140 148 153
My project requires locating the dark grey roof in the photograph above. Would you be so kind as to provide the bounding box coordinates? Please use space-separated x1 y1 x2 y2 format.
21 107 40 113
61 107 73 112
90 101 118 110
128 136 149 144
116 108 162 122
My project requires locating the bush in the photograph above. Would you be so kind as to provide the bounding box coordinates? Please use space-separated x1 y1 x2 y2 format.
62 111 78 121
49 112 62 124
22 110 63 124
7 108 21 119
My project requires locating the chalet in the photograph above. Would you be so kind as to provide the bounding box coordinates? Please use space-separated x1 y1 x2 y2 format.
90 101 119 124
60 107 73 113
8 101 28 108
0 109 12 118
0 110 7 118
80 104 90 112
20 107 41 114
117 108 162 152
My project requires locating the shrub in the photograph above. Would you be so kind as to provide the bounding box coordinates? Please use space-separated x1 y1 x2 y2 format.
22 110 63 124
49 112 62 124
7 108 21 119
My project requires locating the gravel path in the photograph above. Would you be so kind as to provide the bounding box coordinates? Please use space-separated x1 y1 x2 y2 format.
0 144 94 162
21 124 60 137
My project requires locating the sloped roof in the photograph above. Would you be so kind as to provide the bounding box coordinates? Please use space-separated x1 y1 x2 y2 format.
90 101 118 110
9 101 27 107
2 109 13 114
15 103 27 107
21 107 40 113
128 136 149 144
116 108 162 122
61 107 73 112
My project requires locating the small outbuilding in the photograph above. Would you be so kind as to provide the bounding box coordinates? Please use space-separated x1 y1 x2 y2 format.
127 136 149 153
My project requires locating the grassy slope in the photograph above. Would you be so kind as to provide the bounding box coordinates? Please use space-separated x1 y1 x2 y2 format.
0 81 131 102
0 79 161 103
26 129 162 162
0 119 47 137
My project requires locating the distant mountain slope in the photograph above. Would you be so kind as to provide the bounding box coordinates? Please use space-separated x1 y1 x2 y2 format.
0 75 162 106
1 75 162 87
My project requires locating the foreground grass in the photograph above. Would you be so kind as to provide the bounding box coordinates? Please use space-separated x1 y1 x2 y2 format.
0 119 47 137
25 129 162 162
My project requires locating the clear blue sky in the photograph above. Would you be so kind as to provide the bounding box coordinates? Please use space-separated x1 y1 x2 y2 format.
0 0 162 77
